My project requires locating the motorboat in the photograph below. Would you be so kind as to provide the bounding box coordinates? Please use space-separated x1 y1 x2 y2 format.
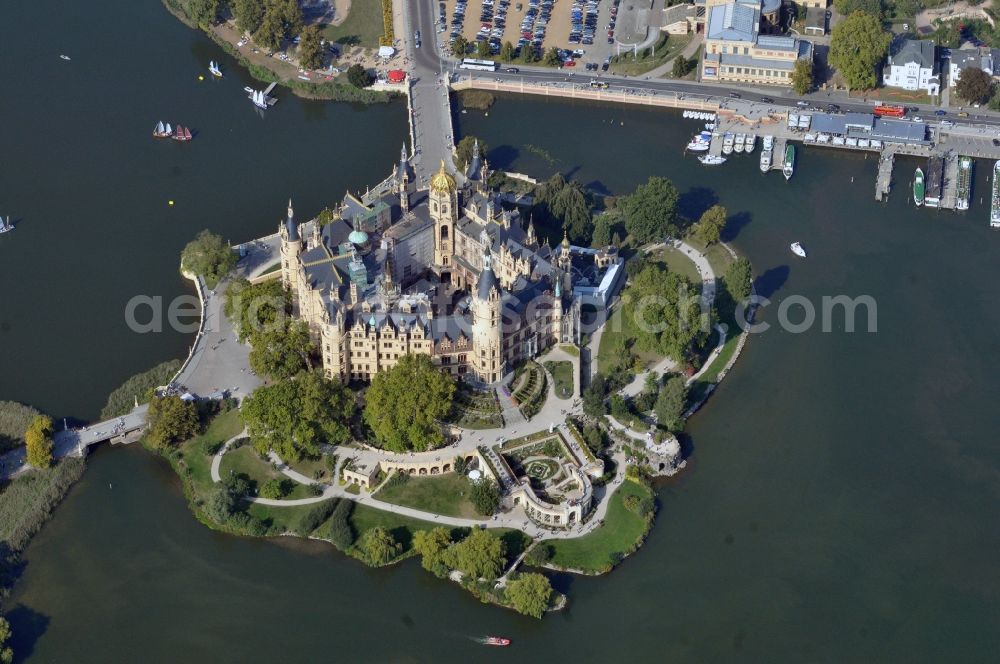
783 144 795 181
734 133 746 154
699 154 727 165
59 54 71 61
762 135 774 151
686 137 711 152
485 637 511 646
722 133 734 155
759 149 772 173
913 167 925 207
745 134 756 153
790 242 806 258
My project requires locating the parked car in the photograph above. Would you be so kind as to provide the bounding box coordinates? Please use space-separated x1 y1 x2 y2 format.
796 100 809 107
506 67 519 73
728 91 742 98
934 109 947 116
760 96 774 103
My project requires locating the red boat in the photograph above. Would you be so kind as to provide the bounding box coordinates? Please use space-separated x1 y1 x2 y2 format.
172 125 193 141
485 637 511 647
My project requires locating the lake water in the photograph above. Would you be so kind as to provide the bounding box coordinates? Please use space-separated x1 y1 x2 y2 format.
5 2 1000 662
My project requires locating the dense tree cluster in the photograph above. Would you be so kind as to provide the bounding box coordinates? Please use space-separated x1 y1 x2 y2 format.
620 176 681 244
956 67 995 105
347 63 374 88
242 371 354 460
532 174 593 244
469 479 501 516
225 278 313 380
180 230 237 287
146 396 199 449
624 264 710 363
358 526 402 565
725 257 753 302
249 319 315 380
297 25 324 70
791 58 814 96
327 499 356 550
441 529 506 580
363 355 456 452
829 11 891 91
691 205 728 246
505 573 554 618
654 375 688 433
412 526 454 576
455 135 489 171
233 0 303 52
832 0 883 19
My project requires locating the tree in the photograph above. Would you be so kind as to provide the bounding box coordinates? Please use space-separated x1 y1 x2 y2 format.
591 213 613 247
224 278 290 342
254 5 286 52
455 135 489 171
505 573 553 618
181 230 237 287
242 371 354 460
524 543 553 566
24 414 54 470
413 527 453 575
582 423 605 455
832 0 883 19
347 63 373 88
0 617 12 664
248 319 314 380
146 395 199 449
625 265 709 362
451 36 470 58
187 0 221 25
519 45 538 64
672 54 695 78
327 499 355 550
442 529 505 580
532 174 593 244
791 58 814 95
297 25 324 70
582 375 607 417
693 205 727 246
543 47 562 67
499 41 516 62
725 256 753 302
259 478 290 499
204 485 238 524
358 526 402 565
828 11 891 91
363 355 456 452
621 176 681 244
476 39 492 59
233 0 266 36
654 375 687 432
469 478 501 515
955 67 995 105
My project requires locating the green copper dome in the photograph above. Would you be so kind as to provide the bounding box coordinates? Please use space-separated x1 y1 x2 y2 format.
349 229 369 246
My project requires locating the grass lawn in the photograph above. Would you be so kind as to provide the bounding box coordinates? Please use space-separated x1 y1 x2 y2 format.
596 307 661 374
374 473 479 519
176 408 244 495
544 360 574 400
649 245 702 283
321 0 385 48
680 238 735 279
609 34 692 76
247 500 330 534
219 446 316 500
544 480 653 573
287 454 333 482
559 343 580 357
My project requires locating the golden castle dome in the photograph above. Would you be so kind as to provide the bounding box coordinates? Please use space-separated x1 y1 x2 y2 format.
430 160 456 193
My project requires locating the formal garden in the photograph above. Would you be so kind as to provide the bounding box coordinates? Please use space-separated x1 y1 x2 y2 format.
510 361 548 418
447 385 504 430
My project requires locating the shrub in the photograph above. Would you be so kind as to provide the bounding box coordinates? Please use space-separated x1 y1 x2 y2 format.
383 470 410 490
327 499 355 550
0 457 86 552
258 478 291 500
100 360 182 419
524 543 553 567
295 499 340 536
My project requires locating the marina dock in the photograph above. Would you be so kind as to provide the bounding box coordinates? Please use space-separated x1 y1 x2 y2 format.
876 150 895 202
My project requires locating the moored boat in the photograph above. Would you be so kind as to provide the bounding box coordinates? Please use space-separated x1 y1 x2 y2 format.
153 121 170 138
686 137 710 152
209 60 223 77
790 241 806 258
485 637 511 647
913 167 925 207
759 149 772 173
722 133 734 155
699 154 727 165
956 156 972 211
734 133 746 154
991 160 1000 228
745 134 756 153
783 144 795 180
763 135 774 151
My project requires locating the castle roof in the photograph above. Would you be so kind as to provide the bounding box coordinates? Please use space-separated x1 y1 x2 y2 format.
430 160 457 193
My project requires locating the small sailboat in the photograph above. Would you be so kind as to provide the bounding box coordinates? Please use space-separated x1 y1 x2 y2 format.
699 154 727 166
153 121 169 138
250 89 268 109
0 216 14 234
209 60 223 77
790 242 807 258
164 122 173 136
172 125 193 141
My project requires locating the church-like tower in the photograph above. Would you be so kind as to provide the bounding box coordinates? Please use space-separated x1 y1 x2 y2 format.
398 142 410 214
471 255 503 384
279 198 301 294
430 160 458 271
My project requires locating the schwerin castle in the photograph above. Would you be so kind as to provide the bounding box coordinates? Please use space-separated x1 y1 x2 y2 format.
278 143 623 385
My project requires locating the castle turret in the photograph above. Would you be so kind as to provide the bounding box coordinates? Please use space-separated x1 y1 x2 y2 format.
398 142 410 214
471 254 503 384
280 198 302 293
430 160 458 271
526 216 538 246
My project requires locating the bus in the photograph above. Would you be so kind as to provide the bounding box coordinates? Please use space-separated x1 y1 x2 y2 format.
874 105 907 118
460 58 498 72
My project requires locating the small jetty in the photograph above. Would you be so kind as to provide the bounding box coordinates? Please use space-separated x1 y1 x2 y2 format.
876 150 895 201
954 156 972 211
245 81 279 108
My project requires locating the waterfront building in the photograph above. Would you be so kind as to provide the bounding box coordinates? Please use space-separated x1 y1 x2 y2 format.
883 39 940 96
700 0 813 87
949 47 998 88
279 144 622 385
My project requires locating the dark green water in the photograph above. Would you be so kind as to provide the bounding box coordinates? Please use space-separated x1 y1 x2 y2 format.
0 0 407 420
5 5 1000 663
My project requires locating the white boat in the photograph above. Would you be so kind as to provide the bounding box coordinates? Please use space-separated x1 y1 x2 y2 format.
722 133 734 155
209 60 223 77
745 134 756 153
686 138 711 152
250 89 268 109
705 123 715 131
734 133 746 154
763 135 774 151
59 54 71 61
783 144 796 181
991 160 1000 228
790 242 806 258
0 216 14 234
699 155 727 166
164 122 172 135
759 149 772 173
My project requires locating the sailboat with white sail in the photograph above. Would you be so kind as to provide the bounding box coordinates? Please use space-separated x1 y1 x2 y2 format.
209 60 223 77
0 216 14 234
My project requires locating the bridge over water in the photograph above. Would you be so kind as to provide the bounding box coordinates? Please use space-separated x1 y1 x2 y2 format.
0 405 148 480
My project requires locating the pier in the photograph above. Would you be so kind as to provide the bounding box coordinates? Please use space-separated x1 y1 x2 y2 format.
876 150 895 202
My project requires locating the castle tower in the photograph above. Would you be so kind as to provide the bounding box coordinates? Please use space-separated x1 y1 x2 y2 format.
553 271 564 343
558 228 572 270
279 198 302 294
471 254 503 383
526 216 538 246
430 160 458 271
